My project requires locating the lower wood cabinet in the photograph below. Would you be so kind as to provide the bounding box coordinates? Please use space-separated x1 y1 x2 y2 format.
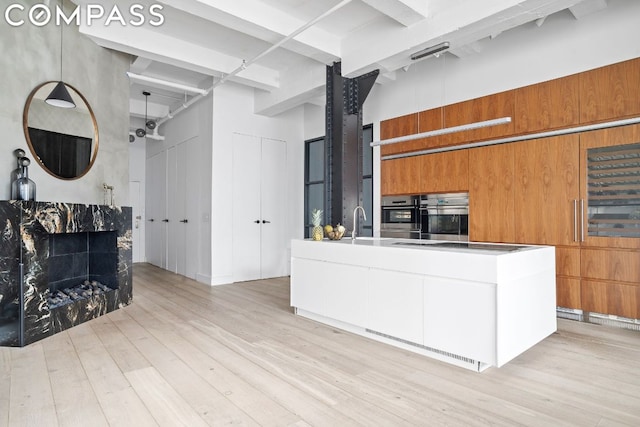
581 279 640 320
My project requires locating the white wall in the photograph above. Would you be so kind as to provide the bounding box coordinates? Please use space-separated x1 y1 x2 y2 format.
210 82 305 285
363 1 640 127
0 0 131 205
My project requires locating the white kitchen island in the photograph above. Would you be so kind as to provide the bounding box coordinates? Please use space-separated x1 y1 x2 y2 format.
290 238 557 372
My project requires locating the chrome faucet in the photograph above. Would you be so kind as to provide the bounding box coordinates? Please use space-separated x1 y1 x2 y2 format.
352 206 367 240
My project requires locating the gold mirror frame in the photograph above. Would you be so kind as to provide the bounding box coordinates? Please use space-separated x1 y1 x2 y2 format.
23 81 99 180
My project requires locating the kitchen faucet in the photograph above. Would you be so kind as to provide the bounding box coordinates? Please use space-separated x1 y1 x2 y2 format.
352 206 367 240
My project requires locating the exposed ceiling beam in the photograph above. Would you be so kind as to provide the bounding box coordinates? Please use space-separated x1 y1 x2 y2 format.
160 0 341 64
77 14 280 91
361 0 428 26
569 0 608 19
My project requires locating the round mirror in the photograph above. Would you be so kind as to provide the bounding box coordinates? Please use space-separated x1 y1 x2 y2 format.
23 81 99 180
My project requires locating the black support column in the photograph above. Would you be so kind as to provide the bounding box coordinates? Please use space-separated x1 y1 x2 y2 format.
325 62 378 234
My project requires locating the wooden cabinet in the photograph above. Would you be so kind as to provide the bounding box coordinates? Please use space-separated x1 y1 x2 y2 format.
380 156 422 195
513 135 581 246
380 113 417 156
443 91 515 146
468 143 515 243
580 57 640 124
412 108 444 150
514 74 580 134
418 149 469 194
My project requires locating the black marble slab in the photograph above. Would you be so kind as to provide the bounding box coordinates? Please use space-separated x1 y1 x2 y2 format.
0 201 132 347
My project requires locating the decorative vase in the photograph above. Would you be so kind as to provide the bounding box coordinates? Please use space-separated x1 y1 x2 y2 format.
11 158 36 201
311 208 323 241
10 148 26 200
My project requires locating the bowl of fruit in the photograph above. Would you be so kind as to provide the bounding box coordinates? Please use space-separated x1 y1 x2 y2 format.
324 224 346 240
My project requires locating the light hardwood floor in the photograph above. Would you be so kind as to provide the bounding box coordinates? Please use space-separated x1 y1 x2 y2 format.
2 263 640 426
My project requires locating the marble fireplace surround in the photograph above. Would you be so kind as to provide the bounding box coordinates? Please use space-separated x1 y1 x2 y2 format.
0 201 132 347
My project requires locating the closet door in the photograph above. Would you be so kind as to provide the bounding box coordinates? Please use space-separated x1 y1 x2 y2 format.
260 138 287 279
145 150 167 268
175 137 199 280
166 146 178 273
232 134 263 282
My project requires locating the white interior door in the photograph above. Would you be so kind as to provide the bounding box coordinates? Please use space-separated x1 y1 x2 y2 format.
232 133 262 282
176 137 198 279
145 151 167 268
166 146 178 273
260 138 287 279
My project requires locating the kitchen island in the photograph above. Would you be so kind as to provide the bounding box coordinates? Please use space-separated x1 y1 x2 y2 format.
290 238 556 372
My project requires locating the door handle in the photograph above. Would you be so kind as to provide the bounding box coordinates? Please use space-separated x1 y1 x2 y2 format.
162 219 169 223
179 219 188 223
580 199 585 242
254 220 260 223
262 220 271 224
148 218 155 222
573 200 578 242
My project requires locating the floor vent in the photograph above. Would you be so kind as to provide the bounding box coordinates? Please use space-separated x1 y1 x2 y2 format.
556 307 584 322
586 312 640 332
365 328 478 366
557 308 640 332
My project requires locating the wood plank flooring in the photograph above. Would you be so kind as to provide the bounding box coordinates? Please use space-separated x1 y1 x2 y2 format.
2 263 640 426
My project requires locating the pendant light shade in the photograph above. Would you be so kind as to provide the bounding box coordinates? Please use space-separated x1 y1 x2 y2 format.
45 81 76 108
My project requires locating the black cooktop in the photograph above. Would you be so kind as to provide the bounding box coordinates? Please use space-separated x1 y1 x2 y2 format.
393 241 527 252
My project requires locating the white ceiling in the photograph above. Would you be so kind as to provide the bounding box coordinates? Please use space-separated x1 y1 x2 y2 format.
70 0 610 130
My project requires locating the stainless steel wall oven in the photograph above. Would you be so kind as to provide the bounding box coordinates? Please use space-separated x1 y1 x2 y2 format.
419 193 469 241
380 196 421 239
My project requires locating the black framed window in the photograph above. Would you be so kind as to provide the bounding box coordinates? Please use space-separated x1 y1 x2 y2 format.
304 137 325 238
303 124 373 237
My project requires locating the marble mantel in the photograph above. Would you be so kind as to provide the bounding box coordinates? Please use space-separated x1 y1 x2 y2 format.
0 201 132 347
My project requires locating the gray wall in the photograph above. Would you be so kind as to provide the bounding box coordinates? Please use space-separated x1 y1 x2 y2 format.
0 0 131 205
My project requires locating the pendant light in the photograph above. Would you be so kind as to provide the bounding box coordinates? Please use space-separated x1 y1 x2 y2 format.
135 91 151 137
46 0 75 109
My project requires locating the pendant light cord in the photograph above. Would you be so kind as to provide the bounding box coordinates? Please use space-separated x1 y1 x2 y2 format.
59 0 63 80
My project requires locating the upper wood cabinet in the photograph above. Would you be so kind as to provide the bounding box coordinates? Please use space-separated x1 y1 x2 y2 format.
468 143 515 243
418 150 469 194
442 91 515 146
513 135 580 246
380 156 422 195
380 113 418 156
413 108 444 150
514 74 580 134
580 57 640 124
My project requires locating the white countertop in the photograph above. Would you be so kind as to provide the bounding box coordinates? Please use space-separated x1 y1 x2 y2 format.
292 237 554 283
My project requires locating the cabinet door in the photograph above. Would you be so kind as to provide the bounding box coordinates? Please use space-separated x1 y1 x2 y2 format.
580 58 640 124
175 138 199 280
418 150 469 194
513 135 580 246
166 146 178 273
380 113 417 156
367 270 423 345
443 91 515 146
514 74 580 134
580 124 640 249
469 144 515 243
380 156 422 195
